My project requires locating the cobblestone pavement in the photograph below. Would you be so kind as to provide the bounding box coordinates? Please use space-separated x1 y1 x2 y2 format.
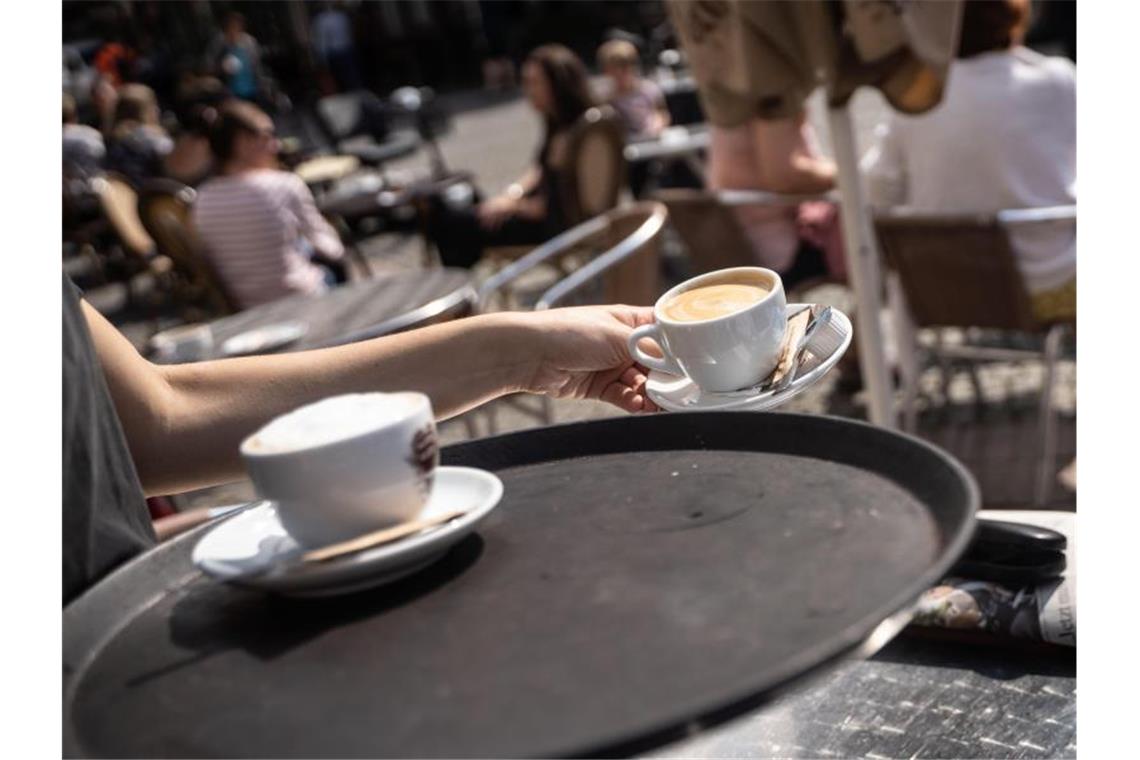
87 85 1074 513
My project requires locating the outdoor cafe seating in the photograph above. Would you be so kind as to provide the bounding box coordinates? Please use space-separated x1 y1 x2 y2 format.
60 1 1079 756
876 206 1077 506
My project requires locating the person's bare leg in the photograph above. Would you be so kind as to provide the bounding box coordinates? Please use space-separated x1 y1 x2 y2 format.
750 112 836 194
707 123 799 272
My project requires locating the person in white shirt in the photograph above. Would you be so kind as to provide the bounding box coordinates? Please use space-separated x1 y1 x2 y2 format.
194 101 345 308
861 0 1076 322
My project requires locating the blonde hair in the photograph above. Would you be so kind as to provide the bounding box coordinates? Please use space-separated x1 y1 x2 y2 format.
597 39 640 70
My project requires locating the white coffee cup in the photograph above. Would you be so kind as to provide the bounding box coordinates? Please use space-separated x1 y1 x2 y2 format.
628 267 787 393
240 392 439 548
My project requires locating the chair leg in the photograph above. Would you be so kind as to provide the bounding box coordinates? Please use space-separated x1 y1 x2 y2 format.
461 413 480 440
541 396 554 426
1034 325 1066 507
485 400 499 436
887 274 920 432
934 330 953 404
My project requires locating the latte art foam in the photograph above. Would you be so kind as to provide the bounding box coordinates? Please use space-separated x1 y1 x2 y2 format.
245 393 422 454
662 283 769 322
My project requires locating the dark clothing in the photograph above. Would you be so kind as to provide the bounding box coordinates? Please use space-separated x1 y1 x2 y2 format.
427 197 555 269
780 241 828 292
105 125 173 186
428 132 570 267
63 275 155 604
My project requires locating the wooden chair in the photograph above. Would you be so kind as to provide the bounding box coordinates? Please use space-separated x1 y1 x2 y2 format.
88 172 185 312
558 106 628 227
136 180 240 318
874 207 1076 506
92 173 157 261
480 106 629 300
476 202 668 430
652 188 841 298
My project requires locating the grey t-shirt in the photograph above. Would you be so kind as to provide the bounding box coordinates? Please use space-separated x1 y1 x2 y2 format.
62 275 155 604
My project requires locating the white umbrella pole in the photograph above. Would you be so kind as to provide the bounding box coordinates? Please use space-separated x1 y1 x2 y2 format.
826 105 895 428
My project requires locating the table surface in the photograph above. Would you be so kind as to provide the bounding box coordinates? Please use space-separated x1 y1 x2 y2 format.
197 270 475 359
648 635 1075 759
625 124 710 163
293 154 361 185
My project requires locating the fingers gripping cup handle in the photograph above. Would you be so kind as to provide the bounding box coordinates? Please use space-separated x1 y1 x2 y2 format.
628 323 684 376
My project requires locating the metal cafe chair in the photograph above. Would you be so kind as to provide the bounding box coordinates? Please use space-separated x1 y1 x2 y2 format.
475 201 669 431
652 187 842 298
874 206 1076 506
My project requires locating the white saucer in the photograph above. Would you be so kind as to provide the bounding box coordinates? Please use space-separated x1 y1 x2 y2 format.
220 322 308 357
645 304 853 413
192 466 503 597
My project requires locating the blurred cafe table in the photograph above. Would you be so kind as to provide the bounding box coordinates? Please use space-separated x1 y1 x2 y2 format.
153 269 477 363
625 124 710 182
292 153 362 193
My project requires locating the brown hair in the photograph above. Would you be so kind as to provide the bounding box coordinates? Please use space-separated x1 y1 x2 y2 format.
526 44 595 131
112 83 159 130
598 39 640 70
207 100 266 164
957 0 1032 59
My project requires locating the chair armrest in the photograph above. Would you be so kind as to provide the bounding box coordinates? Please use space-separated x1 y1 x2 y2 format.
996 205 1077 227
714 189 840 206
875 205 1077 228
536 204 667 310
475 215 610 310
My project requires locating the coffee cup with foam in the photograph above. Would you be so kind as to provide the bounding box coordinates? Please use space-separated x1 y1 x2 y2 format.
240 392 439 548
627 267 787 392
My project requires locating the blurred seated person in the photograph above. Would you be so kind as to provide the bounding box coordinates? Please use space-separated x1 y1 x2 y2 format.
598 39 669 139
861 0 1075 323
63 93 105 181
104 84 174 186
164 75 227 186
598 39 701 198
667 0 844 290
194 101 346 308
163 104 218 187
65 273 657 601
426 44 594 268
705 112 840 289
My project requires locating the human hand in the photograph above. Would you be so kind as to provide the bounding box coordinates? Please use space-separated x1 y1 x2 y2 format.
477 195 519 230
517 305 660 413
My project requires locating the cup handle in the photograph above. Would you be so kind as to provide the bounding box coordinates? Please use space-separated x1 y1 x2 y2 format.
628 323 684 376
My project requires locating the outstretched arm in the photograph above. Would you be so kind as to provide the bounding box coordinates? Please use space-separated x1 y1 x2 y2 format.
83 303 655 497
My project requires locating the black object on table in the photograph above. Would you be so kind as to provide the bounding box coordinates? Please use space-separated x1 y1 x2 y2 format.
658 75 706 126
182 270 476 361
63 413 990 758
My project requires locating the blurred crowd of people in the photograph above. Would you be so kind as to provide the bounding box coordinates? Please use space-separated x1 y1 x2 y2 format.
65 0 1075 321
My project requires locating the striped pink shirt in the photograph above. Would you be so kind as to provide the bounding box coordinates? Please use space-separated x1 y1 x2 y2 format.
193 169 344 308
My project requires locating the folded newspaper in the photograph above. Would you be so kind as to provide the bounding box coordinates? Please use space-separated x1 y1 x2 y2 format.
911 510 1076 647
